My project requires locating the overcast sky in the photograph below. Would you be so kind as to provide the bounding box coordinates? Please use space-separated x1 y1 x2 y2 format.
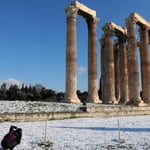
0 0 149 92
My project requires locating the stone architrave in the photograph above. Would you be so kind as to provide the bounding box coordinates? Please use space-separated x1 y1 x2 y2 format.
119 35 129 103
64 5 80 103
102 25 117 104
87 17 101 103
126 16 143 105
139 25 150 103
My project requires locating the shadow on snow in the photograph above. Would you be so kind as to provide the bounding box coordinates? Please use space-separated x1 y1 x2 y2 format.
52 126 150 132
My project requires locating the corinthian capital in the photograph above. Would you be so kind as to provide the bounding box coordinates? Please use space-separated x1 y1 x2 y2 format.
86 16 99 29
102 22 115 36
65 5 79 18
126 13 137 26
92 17 99 25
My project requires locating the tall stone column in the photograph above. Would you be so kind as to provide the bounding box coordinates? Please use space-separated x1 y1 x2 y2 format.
102 26 117 104
87 17 101 103
64 6 80 103
119 35 129 103
139 25 150 103
126 16 143 106
100 36 106 102
114 43 120 102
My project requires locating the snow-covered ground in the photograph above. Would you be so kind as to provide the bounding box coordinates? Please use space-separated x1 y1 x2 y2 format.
0 116 150 150
0 101 150 150
0 101 82 114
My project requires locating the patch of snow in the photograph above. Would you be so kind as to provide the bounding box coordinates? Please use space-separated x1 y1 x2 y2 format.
0 116 150 150
0 101 149 149
0 101 82 114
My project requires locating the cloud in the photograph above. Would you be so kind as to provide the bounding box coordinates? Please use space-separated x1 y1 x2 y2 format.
77 66 87 75
0 78 22 88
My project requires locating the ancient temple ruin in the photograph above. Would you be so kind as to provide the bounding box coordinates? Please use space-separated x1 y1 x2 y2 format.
65 1 150 106
101 13 150 106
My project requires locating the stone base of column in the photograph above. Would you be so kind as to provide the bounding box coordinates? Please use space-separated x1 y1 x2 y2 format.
112 100 118 104
134 100 147 107
111 97 118 104
119 98 129 105
87 96 102 104
126 98 147 107
102 98 118 104
142 95 150 104
63 96 81 104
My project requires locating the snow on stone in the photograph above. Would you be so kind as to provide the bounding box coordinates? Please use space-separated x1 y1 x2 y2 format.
0 101 81 114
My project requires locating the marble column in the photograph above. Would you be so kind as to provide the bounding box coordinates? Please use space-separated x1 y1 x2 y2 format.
100 36 106 102
64 6 80 103
114 43 120 102
126 16 144 106
139 25 150 103
87 17 101 103
102 26 117 104
119 35 129 103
